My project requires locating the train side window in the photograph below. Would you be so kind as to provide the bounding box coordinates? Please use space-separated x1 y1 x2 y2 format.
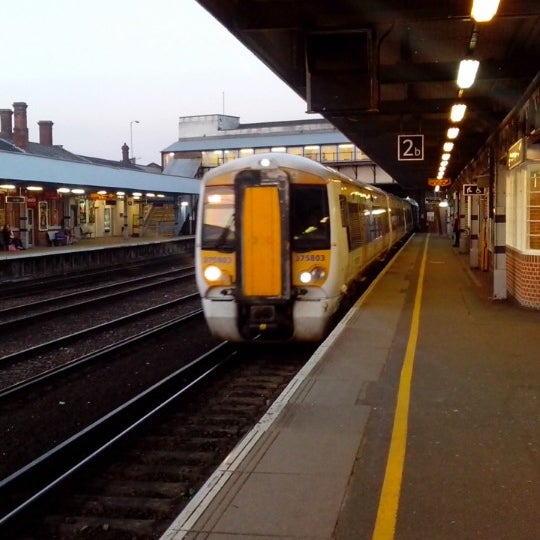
201 186 235 252
291 185 330 251
339 195 348 226
347 201 362 250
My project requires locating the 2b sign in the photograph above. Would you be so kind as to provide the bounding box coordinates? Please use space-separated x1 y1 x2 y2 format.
397 135 424 161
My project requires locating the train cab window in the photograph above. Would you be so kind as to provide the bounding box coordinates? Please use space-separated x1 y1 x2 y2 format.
291 185 330 251
201 186 235 252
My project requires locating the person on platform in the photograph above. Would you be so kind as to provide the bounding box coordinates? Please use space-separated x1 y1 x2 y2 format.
2 224 24 250
452 215 460 247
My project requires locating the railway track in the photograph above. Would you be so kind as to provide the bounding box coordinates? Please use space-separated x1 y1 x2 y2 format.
0 265 195 325
0 266 199 388
0 307 204 400
2 256 190 300
0 341 315 539
0 293 200 370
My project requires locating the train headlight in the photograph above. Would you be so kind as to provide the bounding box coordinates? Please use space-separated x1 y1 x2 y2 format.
204 265 223 282
299 266 326 284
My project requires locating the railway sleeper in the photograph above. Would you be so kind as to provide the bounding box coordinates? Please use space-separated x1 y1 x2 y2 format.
123 449 215 465
87 479 186 498
136 435 235 452
70 494 178 518
101 463 204 482
49 515 157 538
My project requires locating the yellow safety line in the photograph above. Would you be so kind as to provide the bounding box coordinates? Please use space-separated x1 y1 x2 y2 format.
372 234 429 540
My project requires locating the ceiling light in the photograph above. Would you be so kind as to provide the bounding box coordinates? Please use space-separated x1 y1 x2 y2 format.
0 184 16 189
97 190 107 195
27 185 43 191
443 142 455 152
71 188 85 194
442 153 451 161
447 127 460 139
457 59 480 89
57 187 71 193
450 104 467 122
471 0 500 22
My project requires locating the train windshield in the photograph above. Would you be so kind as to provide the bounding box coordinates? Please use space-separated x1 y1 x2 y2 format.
291 184 330 251
201 186 235 252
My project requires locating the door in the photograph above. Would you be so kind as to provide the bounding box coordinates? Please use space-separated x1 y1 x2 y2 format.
27 208 34 247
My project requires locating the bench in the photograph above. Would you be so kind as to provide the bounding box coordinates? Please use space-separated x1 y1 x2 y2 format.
47 229 68 246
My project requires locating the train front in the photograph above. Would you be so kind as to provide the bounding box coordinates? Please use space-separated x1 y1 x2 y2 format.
196 154 334 342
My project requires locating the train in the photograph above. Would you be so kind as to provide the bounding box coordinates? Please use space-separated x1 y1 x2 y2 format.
195 152 417 342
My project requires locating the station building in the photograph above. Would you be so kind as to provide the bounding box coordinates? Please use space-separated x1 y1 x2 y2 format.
449 84 540 309
0 102 199 249
161 113 404 194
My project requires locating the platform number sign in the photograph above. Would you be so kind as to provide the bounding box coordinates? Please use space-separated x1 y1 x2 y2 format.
397 134 424 161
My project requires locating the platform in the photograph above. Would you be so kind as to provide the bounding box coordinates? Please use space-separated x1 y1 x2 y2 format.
0 235 195 282
161 233 539 540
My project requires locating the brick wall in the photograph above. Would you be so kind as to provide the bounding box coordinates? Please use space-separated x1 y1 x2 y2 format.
506 246 540 308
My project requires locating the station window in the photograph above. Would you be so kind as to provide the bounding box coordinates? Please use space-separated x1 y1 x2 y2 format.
255 148 270 154
163 152 174 167
356 146 367 160
202 151 222 167
338 144 355 161
304 145 320 161
287 147 303 157
528 170 540 249
223 150 238 163
321 145 337 162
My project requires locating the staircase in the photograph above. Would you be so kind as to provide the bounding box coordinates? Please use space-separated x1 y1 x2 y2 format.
142 204 176 237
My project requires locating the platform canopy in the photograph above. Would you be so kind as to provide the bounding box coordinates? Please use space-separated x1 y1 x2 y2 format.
196 0 540 191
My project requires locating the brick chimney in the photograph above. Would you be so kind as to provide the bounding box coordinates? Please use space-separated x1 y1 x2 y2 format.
121 142 130 165
13 101 29 150
38 120 54 146
0 109 13 139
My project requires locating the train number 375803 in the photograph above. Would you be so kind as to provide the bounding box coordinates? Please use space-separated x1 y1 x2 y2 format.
294 254 326 262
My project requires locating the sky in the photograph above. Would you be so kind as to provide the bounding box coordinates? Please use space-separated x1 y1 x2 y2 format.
2 0 316 165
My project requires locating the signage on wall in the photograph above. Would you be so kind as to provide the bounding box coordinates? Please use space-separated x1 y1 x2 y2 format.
507 138 524 169
6 196 26 203
463 184 486 195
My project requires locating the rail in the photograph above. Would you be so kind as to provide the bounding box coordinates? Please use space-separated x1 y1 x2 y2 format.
0 341 235 530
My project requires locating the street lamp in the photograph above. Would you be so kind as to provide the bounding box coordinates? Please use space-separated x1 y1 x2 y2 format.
130 120 140 163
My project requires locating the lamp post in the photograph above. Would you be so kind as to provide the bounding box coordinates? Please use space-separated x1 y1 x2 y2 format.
130 120 140 163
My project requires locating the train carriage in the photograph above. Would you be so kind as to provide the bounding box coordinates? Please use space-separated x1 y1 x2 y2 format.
196 152 414 342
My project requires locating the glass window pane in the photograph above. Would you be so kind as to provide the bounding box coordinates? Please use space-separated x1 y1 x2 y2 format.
321 145 337 162
291 184 330 251
201 186 235 251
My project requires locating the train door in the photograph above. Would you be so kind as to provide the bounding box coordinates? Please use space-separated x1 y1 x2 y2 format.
234 168 292 339
235 169 290 299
